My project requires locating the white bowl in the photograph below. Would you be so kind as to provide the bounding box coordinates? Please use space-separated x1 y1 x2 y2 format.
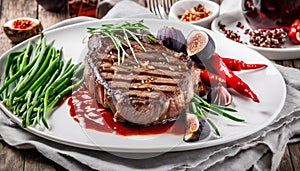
169 0 220 29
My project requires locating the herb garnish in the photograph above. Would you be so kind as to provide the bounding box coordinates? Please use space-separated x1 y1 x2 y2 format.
87 20 158 65
190 94 244 136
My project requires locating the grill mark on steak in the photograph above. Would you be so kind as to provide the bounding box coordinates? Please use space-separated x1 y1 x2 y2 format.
84 34 196 125
100 52 188 66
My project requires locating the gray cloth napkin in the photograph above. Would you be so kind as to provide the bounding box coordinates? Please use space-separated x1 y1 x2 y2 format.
1 0 300 170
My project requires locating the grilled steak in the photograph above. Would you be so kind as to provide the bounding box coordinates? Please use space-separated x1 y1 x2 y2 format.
84 34 199 125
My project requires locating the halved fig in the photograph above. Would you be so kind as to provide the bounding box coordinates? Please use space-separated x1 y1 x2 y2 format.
186 30 215 63
3 17 43 43
184 113 204 142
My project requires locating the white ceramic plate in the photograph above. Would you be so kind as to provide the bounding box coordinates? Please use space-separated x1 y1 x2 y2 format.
0 18 286 153
211 10 300 60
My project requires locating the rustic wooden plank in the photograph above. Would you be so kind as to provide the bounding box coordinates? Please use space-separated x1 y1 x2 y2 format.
274 60 293 171
23 149 67 171
0 0 38 51
281 60 294 68
1 0 300 170
0 141 24 171
288 143 300 171
274 60 283 66
277 146 294 171
1 0 40 169
292 59 300 69
38 4 68 29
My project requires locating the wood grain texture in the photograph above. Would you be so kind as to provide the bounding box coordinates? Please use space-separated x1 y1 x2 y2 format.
0 0 37 54
289 143 300 171
0 0 300 170
293 59 300 69
282 60 294 68
277 147 293 171
38 4 69 29
0 141 24 171
24 149 66 171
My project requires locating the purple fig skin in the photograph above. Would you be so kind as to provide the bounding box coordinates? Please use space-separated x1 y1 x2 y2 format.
156 27 187 53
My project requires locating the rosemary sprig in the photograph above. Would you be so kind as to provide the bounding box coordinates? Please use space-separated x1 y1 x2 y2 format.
190 94 244 136
87 20 158 65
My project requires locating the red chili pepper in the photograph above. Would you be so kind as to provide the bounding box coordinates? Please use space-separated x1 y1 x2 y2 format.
204 53 260 103
198 69 227 87
288 19 300 44
220 57 267 71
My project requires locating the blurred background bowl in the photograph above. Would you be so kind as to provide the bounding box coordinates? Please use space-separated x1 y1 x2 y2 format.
36 0 67 12
169 0 220 29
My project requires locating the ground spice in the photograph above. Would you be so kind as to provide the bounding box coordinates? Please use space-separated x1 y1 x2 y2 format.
179 4 212 22
13 19 32 29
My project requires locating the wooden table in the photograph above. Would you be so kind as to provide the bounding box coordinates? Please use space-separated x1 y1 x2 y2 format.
0 0 299 170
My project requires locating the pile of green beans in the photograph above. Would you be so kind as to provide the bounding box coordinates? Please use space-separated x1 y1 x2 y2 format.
0 34 84 128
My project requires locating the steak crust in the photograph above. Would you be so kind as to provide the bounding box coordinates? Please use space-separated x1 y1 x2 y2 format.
84 34 199 125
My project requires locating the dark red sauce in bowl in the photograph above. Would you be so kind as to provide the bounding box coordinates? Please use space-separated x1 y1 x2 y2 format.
242 0 300 30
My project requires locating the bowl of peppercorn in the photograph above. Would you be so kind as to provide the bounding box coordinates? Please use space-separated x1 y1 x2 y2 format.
169 0 220 29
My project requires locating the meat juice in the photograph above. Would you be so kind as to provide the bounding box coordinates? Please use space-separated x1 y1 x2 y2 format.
242 0 300 30
68 86 185 136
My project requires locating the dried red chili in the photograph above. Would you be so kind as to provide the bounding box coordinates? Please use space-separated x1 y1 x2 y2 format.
288 19 300 44
13 19 32 29
198 68 227 87
203 53 260 103
220 57 267 71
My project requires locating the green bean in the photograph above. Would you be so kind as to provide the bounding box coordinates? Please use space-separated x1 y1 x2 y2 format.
47 65 76 93
3 51 21 80
32 86 42 105
52 77 72 95
61 59 73 75
13 46 52 97
16 53 22 72
22 106 34 127
42 111 49 128
28 58 59 93
46 77 84 113
25 91 33 109
41 61 63 94
20 102 27 114
13 102 23 115
20 41 33 70
0 56 38 98
33 106 42 126
29 41 42 62
0 52 13 100
6 58 38 109
2 34 84 128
